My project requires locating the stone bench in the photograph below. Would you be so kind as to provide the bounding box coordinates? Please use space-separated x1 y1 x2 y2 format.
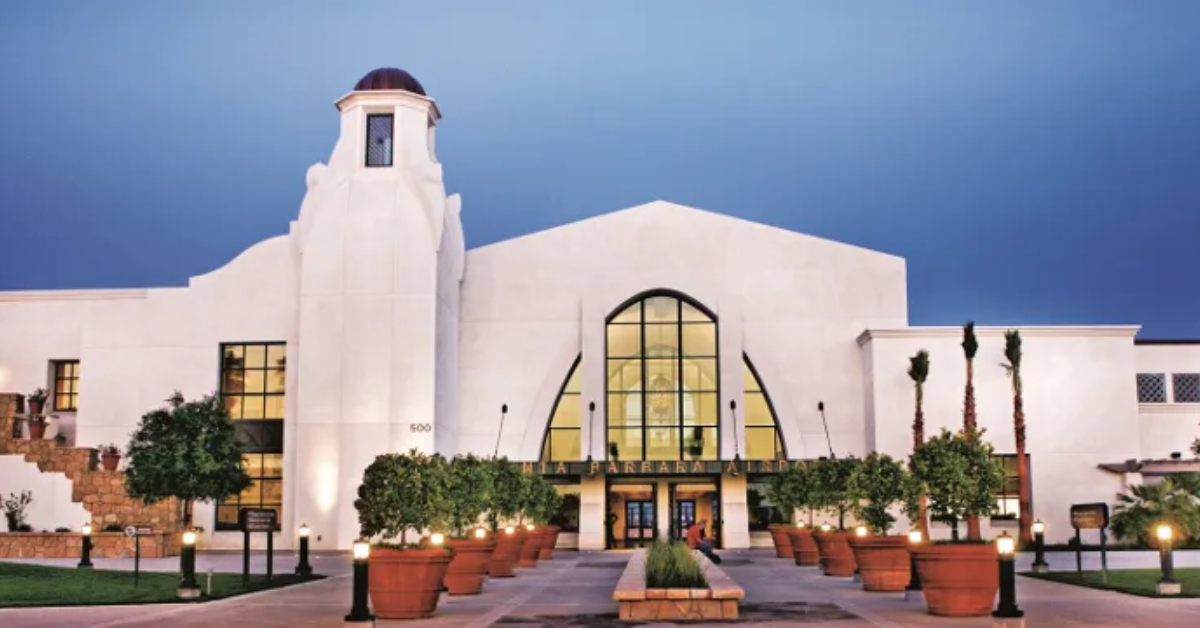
613 548 745 621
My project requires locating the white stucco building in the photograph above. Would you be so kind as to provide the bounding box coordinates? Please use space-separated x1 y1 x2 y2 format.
2 68 1198 551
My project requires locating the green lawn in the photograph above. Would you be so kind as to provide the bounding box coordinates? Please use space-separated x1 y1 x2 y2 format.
0 562 321 608
1024 568 1200 598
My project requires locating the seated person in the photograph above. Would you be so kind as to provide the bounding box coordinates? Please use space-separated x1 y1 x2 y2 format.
687 519 722 564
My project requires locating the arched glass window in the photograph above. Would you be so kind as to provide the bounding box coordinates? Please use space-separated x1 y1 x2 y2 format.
606 293 719 461
743 355 785 460
541 357 582 462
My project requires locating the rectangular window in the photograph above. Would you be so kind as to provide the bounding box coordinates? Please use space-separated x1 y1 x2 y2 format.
1173 374 1200 403
991 455 1029 521
216 342 285 531
365 114 394 167
1137 373 1167 403
52 360 80 412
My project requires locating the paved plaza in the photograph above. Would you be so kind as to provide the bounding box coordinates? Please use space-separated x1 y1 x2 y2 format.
4 549 1200 627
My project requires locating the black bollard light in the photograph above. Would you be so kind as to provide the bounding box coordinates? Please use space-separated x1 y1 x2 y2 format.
78 522 94 569
177 529 200 599
345 539 374 623
295 523 313 577
905 529 923 601
1031 519 1049 574
1156 524 1181 595
993 532 1023 620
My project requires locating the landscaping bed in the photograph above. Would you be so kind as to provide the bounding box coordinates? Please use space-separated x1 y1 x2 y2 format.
1024 568 1200 598
0 562 320 607
613 541 743 622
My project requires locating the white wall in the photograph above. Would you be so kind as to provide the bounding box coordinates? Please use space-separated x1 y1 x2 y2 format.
0 457 90 532
861 326 1140 544
1134 343 1200 460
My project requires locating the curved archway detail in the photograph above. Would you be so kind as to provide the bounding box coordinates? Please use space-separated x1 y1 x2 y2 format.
742 353 786 460
540 355 582 462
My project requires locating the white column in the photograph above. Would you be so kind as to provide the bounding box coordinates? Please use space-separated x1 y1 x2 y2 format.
578 475 607 550
720 474 751 549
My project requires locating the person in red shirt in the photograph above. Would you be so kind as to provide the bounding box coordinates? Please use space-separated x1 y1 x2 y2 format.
685 519 703 549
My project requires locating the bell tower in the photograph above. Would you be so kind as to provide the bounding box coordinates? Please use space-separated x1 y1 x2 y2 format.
292 68 465 548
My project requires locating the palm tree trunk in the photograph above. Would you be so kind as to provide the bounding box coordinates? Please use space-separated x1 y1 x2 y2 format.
1014 378 1032 547
964 360 981 540
913 387 930 539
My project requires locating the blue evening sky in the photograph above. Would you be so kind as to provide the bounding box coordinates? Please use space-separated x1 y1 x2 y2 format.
1 2 1198 338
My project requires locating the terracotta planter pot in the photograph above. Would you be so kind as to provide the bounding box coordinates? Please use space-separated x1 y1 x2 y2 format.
787 527 820 566
27 399 46 416
368 547 453 619
27 422 47 440
488 529 523 578
813 531 857 577
537 525 560 560
912 543 999 617
518 527 542 567
848 535 911 592
444 537 496 595
769 525 794 558
101 453 121 471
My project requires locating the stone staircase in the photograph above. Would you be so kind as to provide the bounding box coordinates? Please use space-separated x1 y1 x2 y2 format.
0 393 182 557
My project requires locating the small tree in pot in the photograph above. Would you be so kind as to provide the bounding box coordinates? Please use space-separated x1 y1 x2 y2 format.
442 454 496 595
809 457 860 576
354 449 453 619
485 457 530 578
847 452 912 591
516 476 556 567
26 388 48 417
529 478 565 560
905 428 1005 617
765 468 799 558
99 444 122 471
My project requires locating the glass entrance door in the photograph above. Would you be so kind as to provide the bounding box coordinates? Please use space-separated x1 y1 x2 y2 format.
625 501 656 547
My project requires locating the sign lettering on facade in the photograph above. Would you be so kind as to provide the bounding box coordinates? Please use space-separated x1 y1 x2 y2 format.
517 459 809 477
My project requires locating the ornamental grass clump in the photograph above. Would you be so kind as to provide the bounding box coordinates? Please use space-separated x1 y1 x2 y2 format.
644 540 707 589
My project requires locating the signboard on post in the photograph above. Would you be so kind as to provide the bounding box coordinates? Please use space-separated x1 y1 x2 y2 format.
239 508 278 583
124 524 154 586
1070 503 1110 582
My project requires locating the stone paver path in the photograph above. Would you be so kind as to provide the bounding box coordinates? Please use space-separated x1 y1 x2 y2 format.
5 549 1200 627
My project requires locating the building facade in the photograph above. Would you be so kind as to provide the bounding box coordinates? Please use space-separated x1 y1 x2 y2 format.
2 68 1198 550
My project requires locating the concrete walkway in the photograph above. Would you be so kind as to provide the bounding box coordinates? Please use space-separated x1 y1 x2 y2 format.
3 549 1200 627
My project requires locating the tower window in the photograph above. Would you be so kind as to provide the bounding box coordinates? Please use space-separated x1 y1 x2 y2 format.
365 114 394 167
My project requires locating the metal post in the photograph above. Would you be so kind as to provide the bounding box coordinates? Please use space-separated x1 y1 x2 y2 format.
345 542 373 623
905 531 923 603
1160 538 1176 584
1031 528 1048 574
134 536 141 588
729 400 740 458
266 530 274 581
243 529 251 586
493 403 508 457
1074 528 1082 578
78 527 94 569
993 548 1023 619
296 529 312 577
178 530 200 598
906 550 922 591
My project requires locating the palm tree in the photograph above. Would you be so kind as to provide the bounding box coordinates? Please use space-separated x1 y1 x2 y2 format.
961 321 982 540
907 350 931 539
1002 330 1032 547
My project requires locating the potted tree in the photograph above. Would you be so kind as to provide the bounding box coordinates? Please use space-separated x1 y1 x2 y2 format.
26 414 49 440
531 479 564 559
773 465 821 566
764 469 796 558
443 454 496 595
99 444 122 471
517 476 550 567
486 457 529 578
906 428 1005 617
809 457 860 576
26 388 48 417
355 449 453 619
847 452 911 592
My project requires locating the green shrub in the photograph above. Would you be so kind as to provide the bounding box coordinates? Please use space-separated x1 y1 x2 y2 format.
848 452 909 534
644 540 707 589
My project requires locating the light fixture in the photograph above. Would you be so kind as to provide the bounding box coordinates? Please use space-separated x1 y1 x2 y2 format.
908 530 922 544
795 521 806 528
1156 522 1180 595
299 523 310 538
526 524 535 532
996 531 1015 556
1032 519 1045 535
474 528 487 539
347 539 374 622
820 524 832 532
1157 523 1173 542
855 525 868 537
1031 519 1049 574
505 526 515 535
82 523 92 537
430 533 445 546
353 539 370 561
182 530 197 546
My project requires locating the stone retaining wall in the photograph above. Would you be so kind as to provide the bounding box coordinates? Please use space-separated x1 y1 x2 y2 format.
0 531 181 559
613 548 744 621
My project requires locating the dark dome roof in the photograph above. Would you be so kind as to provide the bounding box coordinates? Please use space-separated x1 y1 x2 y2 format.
353 68 426 95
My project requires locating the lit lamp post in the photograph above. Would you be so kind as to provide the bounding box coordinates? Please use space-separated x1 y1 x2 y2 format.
1156 524 1181 596
853 525 868 581
178 529 200 599
819 523 832 533
295 524 312 577
345 539 374 624
1031 520 1049 574
993 532 1023 621
904 530 923 602
78 522 94 569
